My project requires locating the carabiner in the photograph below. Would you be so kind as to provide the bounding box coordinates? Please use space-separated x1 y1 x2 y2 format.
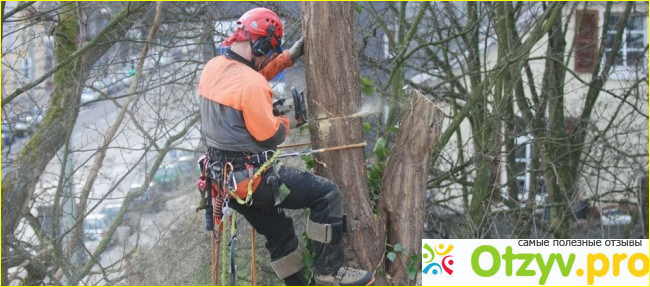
228 172 237 192
223 162 234 190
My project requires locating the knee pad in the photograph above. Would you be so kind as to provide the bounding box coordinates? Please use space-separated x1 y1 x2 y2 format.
270 247 304 279
306 216 346 244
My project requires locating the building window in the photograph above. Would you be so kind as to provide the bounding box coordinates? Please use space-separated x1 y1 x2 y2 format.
604 13 648 69
574 9 648 75
514 135 532 196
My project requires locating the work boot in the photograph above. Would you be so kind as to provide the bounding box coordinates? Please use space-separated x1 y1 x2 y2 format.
314 267 375 286
308 216 375 285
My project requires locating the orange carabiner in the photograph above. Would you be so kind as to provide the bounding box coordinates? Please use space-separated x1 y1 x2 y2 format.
223 162 233 179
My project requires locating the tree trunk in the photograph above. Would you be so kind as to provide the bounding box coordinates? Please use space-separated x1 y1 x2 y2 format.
639 175 649 238
379 89 443 285
541 7 572 239
1 4 81 284
1 3 150 284
301 1 385 282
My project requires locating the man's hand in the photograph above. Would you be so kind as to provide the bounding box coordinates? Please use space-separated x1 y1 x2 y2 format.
289 37 305 62
273 98 293 116
273 98 304 128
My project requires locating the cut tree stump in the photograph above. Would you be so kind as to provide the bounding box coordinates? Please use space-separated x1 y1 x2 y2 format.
379 88 444 285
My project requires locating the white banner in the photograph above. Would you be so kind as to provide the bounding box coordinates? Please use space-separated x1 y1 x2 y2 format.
421 239 649 286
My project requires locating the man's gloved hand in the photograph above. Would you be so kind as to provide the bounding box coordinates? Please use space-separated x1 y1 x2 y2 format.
289 37 305 62
273 98 293 116
273 98 305 128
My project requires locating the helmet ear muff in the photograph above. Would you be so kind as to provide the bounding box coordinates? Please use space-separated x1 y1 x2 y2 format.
252 25 281 57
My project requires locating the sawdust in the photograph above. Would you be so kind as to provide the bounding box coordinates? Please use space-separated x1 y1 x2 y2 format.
317 118 332 144
350 98 382 118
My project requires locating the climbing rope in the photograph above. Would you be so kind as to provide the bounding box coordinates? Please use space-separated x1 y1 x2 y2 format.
211 225 223 285
277 142 367 158
220 218 228 285
229 215 237 285
251 227 257 286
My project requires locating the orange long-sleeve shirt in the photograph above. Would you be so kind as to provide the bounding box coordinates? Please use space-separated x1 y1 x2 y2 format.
198 50 293 153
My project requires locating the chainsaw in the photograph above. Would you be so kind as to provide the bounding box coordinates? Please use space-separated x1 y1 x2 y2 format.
273 87 308 127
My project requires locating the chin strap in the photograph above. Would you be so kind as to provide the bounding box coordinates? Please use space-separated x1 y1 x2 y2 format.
224 47 276 71
224 48 256 70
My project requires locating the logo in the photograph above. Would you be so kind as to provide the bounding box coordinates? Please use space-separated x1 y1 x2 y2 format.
470 243 649 285
422 243 455 276
422 239 648 286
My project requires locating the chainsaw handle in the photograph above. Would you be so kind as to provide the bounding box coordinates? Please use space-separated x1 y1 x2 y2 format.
272 98 286 107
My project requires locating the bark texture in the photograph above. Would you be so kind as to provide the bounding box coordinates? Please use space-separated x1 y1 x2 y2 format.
301 1 385 281
379 89 443 285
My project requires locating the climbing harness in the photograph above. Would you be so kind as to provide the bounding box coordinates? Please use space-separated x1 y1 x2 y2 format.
197 149 278 285
240 150 279 204
221 150 279 205
196 142 366 285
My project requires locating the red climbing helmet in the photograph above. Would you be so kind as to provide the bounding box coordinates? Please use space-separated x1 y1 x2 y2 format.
223 7 283 55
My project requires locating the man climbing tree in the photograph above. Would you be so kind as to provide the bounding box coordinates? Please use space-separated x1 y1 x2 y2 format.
197 7 375 286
